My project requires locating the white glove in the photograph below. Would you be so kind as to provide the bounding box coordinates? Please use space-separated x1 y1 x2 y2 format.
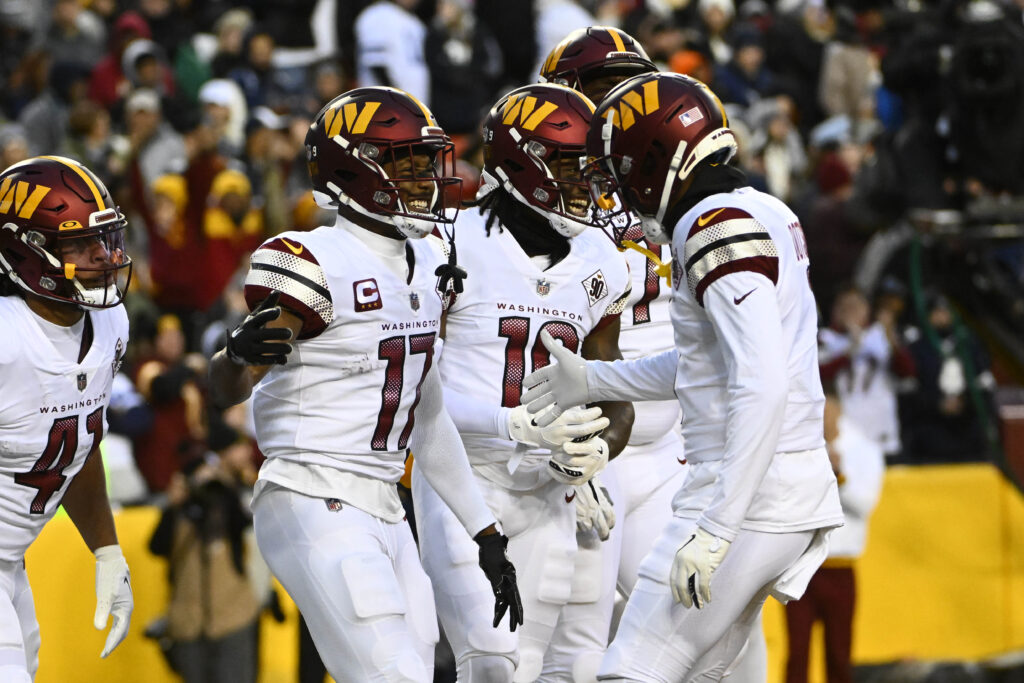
575 476 615 541
548 435 608 485
94 545 133 658
507 404 609 448
521 330 591 427
669 527 731 609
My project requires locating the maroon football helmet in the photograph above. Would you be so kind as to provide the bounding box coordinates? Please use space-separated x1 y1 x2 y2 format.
480 83 597 237
585 73 737 244
0 156 131 308
539 26 656 101
305 87 461 238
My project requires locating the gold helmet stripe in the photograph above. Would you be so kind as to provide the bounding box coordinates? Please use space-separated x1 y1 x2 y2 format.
41 155 107 211
695 81 729 126
542 36 572 77
401 90 438 126
608 28 627 53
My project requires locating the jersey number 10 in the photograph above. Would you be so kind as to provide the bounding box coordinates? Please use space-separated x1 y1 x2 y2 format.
498 317 580 408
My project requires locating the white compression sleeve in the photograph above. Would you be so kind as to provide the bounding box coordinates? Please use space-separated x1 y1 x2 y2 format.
586 349 679 402
443 386 512 439
409 363 497 537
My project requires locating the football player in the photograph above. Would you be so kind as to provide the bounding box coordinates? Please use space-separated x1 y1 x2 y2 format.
538 28 694 682
0 156 134 682
207 87 523 682
410 83 634 682
522 72 845 681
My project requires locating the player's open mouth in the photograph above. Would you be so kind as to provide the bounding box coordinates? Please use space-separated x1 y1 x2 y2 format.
407 198 431 214
567 198 590 217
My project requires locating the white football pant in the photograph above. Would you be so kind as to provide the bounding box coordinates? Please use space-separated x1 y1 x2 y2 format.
598 516 814 682
412 463 577 682
543 430 687 681
252 482 438 682
0 559 37 683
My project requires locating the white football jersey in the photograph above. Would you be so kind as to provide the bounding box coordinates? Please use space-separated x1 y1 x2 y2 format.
244 218 447 485
667 187 842 535
441 210 630 490
0 297 128 562
614 219 681 445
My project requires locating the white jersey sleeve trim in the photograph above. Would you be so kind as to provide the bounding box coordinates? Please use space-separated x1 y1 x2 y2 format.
247 248 333 326
682 213 779 305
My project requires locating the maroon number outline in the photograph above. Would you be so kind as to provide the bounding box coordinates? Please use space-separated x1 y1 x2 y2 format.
498 317 531 408
15 406 103 514
625 225 662 326
372 333 437 451
397 333 436 449
499 317 580 407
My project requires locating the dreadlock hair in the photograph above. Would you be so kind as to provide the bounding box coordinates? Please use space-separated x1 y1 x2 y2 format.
468 186 571 262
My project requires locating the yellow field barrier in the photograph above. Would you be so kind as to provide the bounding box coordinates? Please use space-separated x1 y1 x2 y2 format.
24 462 1024 683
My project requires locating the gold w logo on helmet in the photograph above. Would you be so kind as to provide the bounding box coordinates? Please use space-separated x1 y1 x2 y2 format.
501 94 559 131
607 81 660 131
324 101 382 137
0 178 50 219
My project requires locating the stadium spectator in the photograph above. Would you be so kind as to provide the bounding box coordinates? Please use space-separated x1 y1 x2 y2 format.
785 389 885 683
820 286 915 459
132 314 208 494
902 293 997 463
43 0 106 69
88 11 156 109
149 450 260 683
209 8 254 79
226 27 279 110
125 88 187 190
355 0 431 103
197 78 247 160
426 0 503 136
714 24 779 109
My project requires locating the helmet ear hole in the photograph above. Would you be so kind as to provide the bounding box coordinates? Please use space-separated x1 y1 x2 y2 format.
707 148 732 166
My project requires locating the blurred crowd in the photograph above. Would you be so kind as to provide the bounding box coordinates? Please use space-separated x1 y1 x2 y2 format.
1 0 1012 491
2 0 1018 679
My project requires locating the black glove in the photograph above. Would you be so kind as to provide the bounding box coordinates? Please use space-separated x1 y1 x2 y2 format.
225 291 293 366
475 532 524 632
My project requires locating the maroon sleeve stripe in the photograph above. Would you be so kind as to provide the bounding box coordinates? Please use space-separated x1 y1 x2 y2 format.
686 207 755 239
693 255 779 307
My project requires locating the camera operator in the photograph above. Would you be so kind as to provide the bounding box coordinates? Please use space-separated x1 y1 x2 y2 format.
149 445 260 683
880 0 1024 211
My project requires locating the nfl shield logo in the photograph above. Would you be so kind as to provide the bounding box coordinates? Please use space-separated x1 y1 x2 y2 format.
77 372 87 391
409 292 420 311
536 279 551 297
325 499 343 512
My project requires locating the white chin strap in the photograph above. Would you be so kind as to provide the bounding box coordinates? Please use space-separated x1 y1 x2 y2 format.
546 212 588 238
74 281 120 308
486 169 590 239
324 182 435 239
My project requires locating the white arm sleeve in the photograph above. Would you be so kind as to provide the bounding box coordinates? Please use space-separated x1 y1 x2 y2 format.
410 363 497 537
698 272 789 541
443 385 512 439
586 349 679 402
